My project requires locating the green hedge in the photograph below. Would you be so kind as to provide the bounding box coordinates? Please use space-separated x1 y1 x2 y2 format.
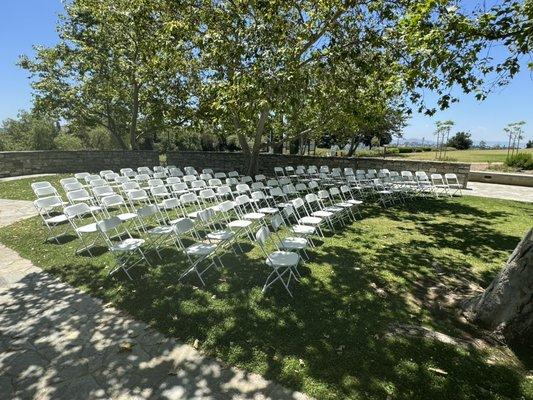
397 146 433 153
505 153 533 170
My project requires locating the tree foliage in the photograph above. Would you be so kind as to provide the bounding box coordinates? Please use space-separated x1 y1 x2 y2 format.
15 0 533 172
447 131 473 150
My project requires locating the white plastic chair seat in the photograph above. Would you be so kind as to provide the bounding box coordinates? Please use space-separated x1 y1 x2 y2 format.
266 251 299 267
148 226 174 235
228 220 253 228
73 195 93 202
334 202 354 208
117 212 138 221
346 199 363 205
89 205 102 213
311 210 333 218
377 190 392 194
170 217 186 225
257 207 278 214
242 212 265 220
76 223 98 234
280 237 307 249
45 214 69 224
434 184 449 188
298 216 322 225
207 230 234 241
186 243 217 256
291 224 316 235
110 238 145 252
324 206 343 213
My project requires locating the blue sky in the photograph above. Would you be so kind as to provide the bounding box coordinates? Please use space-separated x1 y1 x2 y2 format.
0 1 531 144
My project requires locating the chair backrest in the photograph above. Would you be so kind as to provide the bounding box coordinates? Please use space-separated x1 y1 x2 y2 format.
305 193 319 204
93 186 115 197
169 168 184 177
60 178 79 188
199 188 216 200
255 226 270 245
251 182 265 191
320 165 329 173
127 189 149 201
173 217 195 235
317 190 330 200
137 167 152 175
225 177 239 186
283 184 297 195
34 195 63 210
241 176 253 184
218 200 235 213
308 181 318 190
295 183 307 192
197 208 215 222
255 174 266 182
217 185 232 196
266 179 279 187
85 174 100 183
153 172 167 180
270 187 284 197
329 187 340 196
64 202 91 219
31 181 53 191
235 194 251 206
135 174 150 182
236 184 250 193
444 173 459 184
202 168 214 175
122 181 141 192
191 180 206 189
90 179 107 188
167 177 181 185
172 182 188 192
214 172 226 179
35 186 58 198
161 198 180 210
99 170 114 178
274 167 284 176
97 216 122 233
179 192 198 205
415 171 429 181
228 171 239 178
291 197 305 210
200 173 212 181
151 185 169 195
278 178 291 186
271 214 284 231
344 168 354 176
74 172 90 180
101 194 126 208
183 174 197 183
67 189 91 202
148 179 164 187
104 172 120 182
251 191 266 201
137 204 159 218
208 178 221 187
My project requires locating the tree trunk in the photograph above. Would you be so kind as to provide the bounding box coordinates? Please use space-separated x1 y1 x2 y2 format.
129 81 140 150
347 135 361 157
463 228 533 345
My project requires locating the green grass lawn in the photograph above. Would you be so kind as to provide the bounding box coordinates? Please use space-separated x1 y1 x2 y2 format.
0 195 531 399
0 174 70 201
401 148 533 163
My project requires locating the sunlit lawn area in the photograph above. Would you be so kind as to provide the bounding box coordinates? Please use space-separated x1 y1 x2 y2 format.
0 174 70 201
0 190 532 399
400 148 533 163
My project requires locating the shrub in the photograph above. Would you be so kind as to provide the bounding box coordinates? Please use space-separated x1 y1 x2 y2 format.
505 153 533 170
53 133 84 150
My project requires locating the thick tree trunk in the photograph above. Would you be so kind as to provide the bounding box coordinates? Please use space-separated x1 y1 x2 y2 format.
463 228 533 345
347 135 361 157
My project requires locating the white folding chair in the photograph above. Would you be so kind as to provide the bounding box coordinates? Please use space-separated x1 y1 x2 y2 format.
445 173 463 196
97 216 150 280
255 226 300 297
174 218 221 286
64 203 100 256
67 189 101 213
431 174 451 197
34 196 70 243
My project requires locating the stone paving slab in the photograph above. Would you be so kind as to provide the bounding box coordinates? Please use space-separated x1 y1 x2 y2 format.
0 243 309 400
0 199 38 228
465 182 533 203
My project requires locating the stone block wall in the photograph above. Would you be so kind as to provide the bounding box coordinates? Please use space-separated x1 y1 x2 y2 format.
166 151 471 187
0 151 159 178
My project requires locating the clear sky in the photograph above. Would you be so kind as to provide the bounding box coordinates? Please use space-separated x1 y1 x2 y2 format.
0 1 532 144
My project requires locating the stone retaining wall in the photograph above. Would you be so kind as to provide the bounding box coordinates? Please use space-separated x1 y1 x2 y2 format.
0 151 159 178
166 151 471 187
469 171 533 187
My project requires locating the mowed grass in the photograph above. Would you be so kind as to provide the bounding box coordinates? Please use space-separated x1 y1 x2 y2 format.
0 195 532 399
0 174 70 201
401 148 533 163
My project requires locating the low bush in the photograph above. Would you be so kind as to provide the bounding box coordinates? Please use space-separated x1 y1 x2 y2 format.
505 153 533 170
398 146 433 153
